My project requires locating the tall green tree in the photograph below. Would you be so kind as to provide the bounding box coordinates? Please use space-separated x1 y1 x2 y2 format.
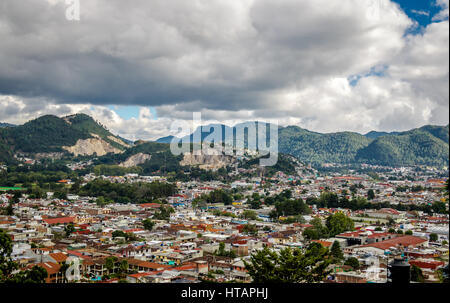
105 257 118 274
244 243 332 283
344 257 360 270
64 223 75 237
1 229 47 283
367 189 375 200
429 233 438 242
142 219 155 231
330 241 344 262
325 212 354 237
431 201 447 214
242 210 258 220
303 218 329 240
9 265 48 283
0 228 17 281
411 265 424 283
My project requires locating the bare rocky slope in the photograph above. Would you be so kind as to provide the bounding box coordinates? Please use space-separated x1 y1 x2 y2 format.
63 136 123 157
180 146 235 170
119 153 152 167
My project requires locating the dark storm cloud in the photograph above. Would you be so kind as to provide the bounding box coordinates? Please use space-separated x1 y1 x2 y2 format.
0 0 448 136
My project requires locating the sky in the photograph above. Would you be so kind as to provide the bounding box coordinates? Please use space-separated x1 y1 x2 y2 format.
0 0 448 141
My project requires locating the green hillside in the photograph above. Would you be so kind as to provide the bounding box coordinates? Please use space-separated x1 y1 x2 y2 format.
0 129 16 164
355 129 449 167
1 113 448 168
95 141 184 174
3 115 91 153
1 114 128 155
278 126 372 164
64 113 129 150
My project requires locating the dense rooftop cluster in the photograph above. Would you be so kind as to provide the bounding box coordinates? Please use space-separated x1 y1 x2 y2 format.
0 161 448 283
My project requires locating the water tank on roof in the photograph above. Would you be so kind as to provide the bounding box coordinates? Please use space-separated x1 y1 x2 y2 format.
388 258 410 283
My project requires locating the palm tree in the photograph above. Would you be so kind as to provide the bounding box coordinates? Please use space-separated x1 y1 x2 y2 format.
119 259 128 278
105 256 118 275
59 262 70 283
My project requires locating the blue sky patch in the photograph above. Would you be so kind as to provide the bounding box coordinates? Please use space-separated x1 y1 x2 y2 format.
108 105 158 120
392 0 446 29
348 65 388 86
108 105 140 120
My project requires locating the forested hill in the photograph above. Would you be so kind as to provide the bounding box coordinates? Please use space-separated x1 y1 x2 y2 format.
279 125 448 167
158 123 449 168
355 125 449 167
0 114 129 159
278 126 372 165
0 113 448 168
0 122 16 128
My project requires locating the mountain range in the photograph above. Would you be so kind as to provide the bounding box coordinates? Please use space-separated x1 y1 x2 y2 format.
0 114 448 168
157 122 449 167
0 122 16 128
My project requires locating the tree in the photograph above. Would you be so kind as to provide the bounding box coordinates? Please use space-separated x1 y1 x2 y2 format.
243 243 332 283
0 229 17 281
429 233 438 242
405 230 413 235
375 227 382 231
215 242 236 258
1 229 47 283
242 224 258 236
367 189 375 200
105 257 118 274
54 190 68 200
96 196 107 207
411 265 424 283
217 242 226 256
388 228 396 233
303 218 329 240
325 212 354 237
142 218 155 231
153 205 175 221
242 210 258 220
344 257 360 270
4 202 13 216
206 189 233 205
431 201 447 214
9 265 48 283
249 199 262 210
112 230 127 239
387 216 396 226
330 241 344 262
64 223 75 237
119 259 128 276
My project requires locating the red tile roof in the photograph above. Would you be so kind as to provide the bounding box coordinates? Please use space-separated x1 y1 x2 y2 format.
361 236 427 250
31 262 61 275
123 228 145 233
337 231 362 238
367 232 395 239
379 208 400 215
66 250 91 260
409 260 445 270
171 264 196 271
138 203 162 209
312 240 333 247
49 252 69 263
43 217 75 225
